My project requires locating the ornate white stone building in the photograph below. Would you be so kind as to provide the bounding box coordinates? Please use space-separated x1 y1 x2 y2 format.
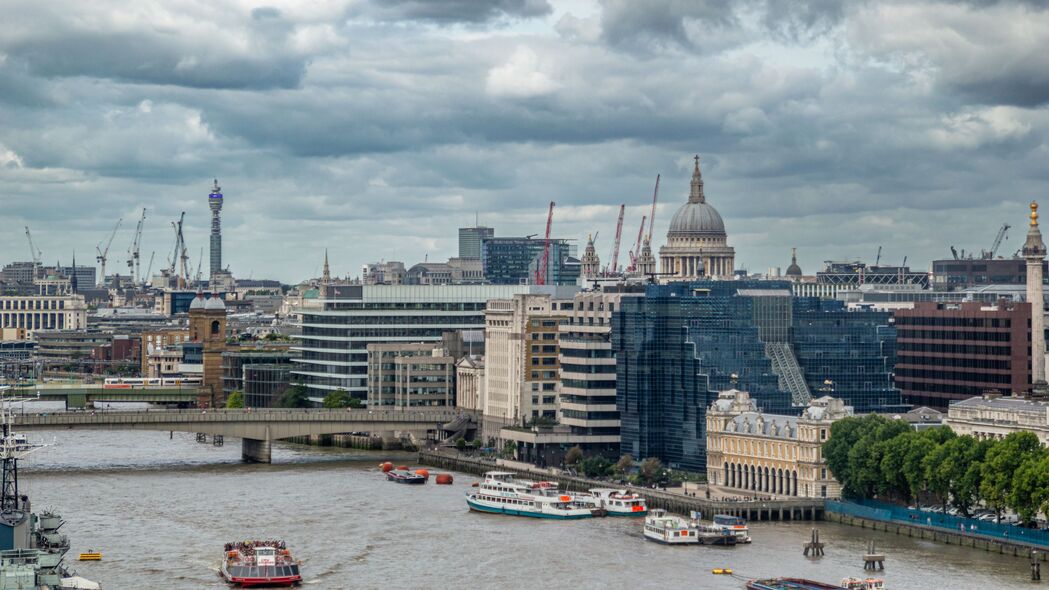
946 393 1049 445
660 156 735 280
705 389 852 499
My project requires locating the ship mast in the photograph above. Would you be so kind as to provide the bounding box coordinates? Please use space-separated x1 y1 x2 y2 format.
0 391 45 514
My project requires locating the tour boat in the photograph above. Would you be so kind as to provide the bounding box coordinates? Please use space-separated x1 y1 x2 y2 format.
221 540 302 587
712 513 752 543
643 509 699 544
841 578 885 590
386 469 426 484
587 488 648 516
465 471 594 519
747 579 845 590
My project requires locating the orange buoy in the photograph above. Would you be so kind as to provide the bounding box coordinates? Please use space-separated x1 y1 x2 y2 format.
435 473 454 485
414 468 430 479
380 462 394 473
396 465 409 471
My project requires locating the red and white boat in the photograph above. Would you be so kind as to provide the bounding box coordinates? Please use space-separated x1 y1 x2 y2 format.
587 488 648 516
221 540 302 587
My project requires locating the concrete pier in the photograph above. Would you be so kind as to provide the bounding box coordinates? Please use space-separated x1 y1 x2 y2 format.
242 438 272 463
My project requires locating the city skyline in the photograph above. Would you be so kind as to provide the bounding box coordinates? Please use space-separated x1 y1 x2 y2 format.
2 0 1048 282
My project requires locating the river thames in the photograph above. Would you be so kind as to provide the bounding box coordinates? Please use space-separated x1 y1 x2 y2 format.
21 428 1037 589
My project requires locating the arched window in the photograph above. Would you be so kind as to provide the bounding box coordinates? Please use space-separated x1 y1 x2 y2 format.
211 320 220 335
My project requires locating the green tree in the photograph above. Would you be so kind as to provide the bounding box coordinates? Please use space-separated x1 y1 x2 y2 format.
501 440 516 459
322 389 352 408
276 385 311 408
225 391 244 409
924 436 979 514
639 457 664 484
615 454 635 476
878 431 914 501
903 429 950 502
981 431 1042 522
1011 453 1049 525
564 446 583 466
455 437 467 451
579 456 613 478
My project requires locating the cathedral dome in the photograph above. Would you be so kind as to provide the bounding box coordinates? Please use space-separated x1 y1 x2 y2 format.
668 202 726 236
666 156 726 238
785 247 803 277
204 294 226 310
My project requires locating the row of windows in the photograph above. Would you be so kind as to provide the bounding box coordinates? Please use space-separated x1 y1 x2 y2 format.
897 356 1013 371
559 394 617 405
897 330 1012 342
895 316 1014 329
895 367 1013 384
561 409 620 420
897 342 1013 356
0 299 68 310
562 379 616 390
560 363 615 374
302 314 482 325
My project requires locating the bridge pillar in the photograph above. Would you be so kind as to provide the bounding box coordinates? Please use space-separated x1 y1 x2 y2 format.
242 438 272 463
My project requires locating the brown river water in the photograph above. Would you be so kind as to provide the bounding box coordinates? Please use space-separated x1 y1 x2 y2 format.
19 428 1036 590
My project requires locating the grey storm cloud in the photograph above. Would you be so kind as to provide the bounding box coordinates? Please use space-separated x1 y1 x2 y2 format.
364 0 553 23
1 0 1048 281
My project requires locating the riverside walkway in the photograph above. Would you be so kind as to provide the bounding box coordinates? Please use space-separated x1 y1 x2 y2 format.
18 408 458 462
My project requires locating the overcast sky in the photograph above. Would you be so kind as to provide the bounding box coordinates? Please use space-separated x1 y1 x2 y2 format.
2 0 1048 283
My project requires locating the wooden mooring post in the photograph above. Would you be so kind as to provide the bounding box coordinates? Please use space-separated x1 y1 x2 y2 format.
1033 551 1042 581
803 528 824 557
863 540 885 570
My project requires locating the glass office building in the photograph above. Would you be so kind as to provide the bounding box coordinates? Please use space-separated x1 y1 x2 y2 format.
481 238 579 285
614 280 900 472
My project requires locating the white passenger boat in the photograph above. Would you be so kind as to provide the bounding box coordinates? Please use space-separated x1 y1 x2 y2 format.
465 472 594 520
841 578 885 590
643 509 698 544
712 514 752 543
587 488 648 516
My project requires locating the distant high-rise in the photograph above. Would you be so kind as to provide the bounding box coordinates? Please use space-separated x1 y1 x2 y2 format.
459 226 494 259
208 179 223 276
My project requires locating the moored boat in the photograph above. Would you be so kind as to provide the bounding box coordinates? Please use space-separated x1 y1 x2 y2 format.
587 488 648 516
643 509 697 544
712 513 751 543
386 469 427 484
841 578 885 590
465 472 593 520
747 579 844 590
221 540 301 587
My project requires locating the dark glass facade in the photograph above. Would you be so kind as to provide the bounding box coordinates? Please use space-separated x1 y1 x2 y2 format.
482 238 578 285
614 280 901 472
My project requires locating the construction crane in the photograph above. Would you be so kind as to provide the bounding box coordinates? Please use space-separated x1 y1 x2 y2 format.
986 223 1010 259
535 201 555 286
168 212 189 288
608 204 625 275
95 218 122 287
24 226 41 266
874 246 882 267
193 247 204 286
627 215 647 272
646 174 660 243
127 208 146 284
144 251 155 283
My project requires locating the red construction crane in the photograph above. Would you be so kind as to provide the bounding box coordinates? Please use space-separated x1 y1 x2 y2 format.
535 201 556 285
608 204 625 275
646 174 660 243
627 214 646 272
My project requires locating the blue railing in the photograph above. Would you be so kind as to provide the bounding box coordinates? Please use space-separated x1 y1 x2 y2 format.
826 498 1049 548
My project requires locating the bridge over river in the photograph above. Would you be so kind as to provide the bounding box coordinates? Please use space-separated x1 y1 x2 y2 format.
16 408 459 462
7 383 198 409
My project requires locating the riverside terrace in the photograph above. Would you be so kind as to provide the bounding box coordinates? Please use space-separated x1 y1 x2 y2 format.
16 408 458 463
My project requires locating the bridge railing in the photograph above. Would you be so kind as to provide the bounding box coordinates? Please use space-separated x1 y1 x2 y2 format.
15 407 458 424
